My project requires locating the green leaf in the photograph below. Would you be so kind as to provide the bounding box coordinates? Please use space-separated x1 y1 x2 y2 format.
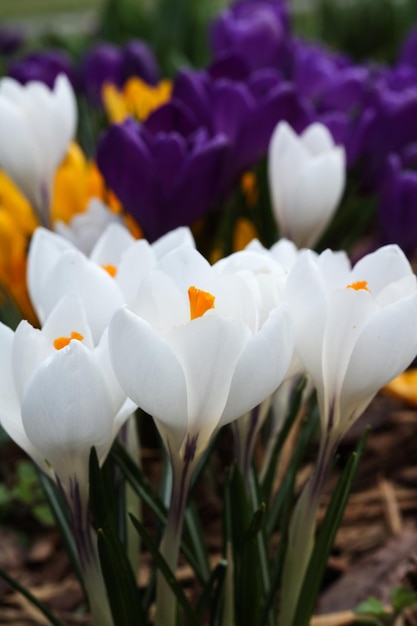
129 513 199 626
391 586 417 612
260 407 319 626
36 469 85 589
111 442 208 583
261 375 308 502
354 597 387 616
195 559 227 620
89 448 145 626
0 565 63 626
292 428 369 626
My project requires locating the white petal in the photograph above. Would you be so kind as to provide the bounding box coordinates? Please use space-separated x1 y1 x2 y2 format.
41 293 95 350
132 271 188 331
156 246 213 293
53 74 77 150
290 148 345 248
39 249 124 342
301 123 336 155
21 340 115 482
166 315 250 448
116 239 157 304
285 251 327 393
109 308 188 444
12 321 55 401
339 292 417 431
0 98 43 207
28 227 75 321
89 222 136 266
220 305 294 425
152 226 195 259
351 244 414 295
0 324 43 465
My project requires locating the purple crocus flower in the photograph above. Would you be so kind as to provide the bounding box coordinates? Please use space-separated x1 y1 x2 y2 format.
0 26 23 56
96 105 228 241
209 0 291 73
80 40 160 105
7 49 76 89
171 67 313 194
398 25 417 71
377 152 417 257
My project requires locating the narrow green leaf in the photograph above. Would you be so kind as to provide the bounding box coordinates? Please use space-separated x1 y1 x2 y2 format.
184 501 211 581
36 469 85 589
260 407 319 625
195 559 227 618
89 448 145 626
354 597 387 616
261 375 308 502
129 513 199 626
293 428 369 626
0 566 63 626
97 527 145 626
111 442 208 583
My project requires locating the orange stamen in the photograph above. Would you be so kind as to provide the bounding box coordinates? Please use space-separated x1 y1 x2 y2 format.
188 286 216 320
53 331 84 350
102 264 117 277
346 280 370 292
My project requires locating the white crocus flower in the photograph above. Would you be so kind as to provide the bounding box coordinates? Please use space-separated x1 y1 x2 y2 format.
0 74 77 227
108 245 293 626
268 121 345 248
0 293 133 499
28 223 195 342
279 243 417 626
286 244 417 442
54 198 123 255
214 246 294 482
0 294 133 626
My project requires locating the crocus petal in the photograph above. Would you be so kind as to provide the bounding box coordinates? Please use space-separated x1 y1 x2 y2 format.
0 323 42 465
285 251 327 391
41 292 95 350
301 122 336 155
290 148 345 248
12 321 55 401
109 307 188 443
220 304 294 426
37 249 125 341
339 292 417 433
21 340 115 482
351 244 414 295
27 227 74 317
166 315 250 449
89 222 136 267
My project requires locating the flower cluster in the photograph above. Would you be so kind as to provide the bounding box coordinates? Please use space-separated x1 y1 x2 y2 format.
1 0 417 624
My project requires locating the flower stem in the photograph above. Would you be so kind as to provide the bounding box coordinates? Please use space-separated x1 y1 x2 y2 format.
155 453 194 626
277 435 337 626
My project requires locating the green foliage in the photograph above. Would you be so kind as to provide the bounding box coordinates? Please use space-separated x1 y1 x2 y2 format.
0 460 54 526
314 0 417 63
354 586 417 625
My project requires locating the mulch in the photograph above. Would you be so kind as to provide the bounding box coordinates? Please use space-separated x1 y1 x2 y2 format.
1 393 417 625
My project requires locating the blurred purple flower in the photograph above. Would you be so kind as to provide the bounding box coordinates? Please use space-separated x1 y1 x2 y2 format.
209 0 291 73
7 49 76 89
398 25 417 70
80 40 160 105
170 67 313 194
96 106 228 241
377 152 417 257
0 26 23 55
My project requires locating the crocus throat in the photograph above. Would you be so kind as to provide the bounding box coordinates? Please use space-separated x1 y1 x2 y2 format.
188 286 215 320
346 280 370 292
54 331 84 350
102 264 117 277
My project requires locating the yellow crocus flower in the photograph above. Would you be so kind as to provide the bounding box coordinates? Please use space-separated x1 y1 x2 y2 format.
102 77 172 123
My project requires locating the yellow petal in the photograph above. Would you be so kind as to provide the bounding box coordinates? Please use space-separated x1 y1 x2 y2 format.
383 369 417 406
